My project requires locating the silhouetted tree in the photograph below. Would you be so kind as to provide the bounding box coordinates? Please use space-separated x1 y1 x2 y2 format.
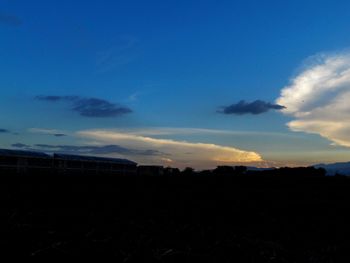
182 167 195 176
213 166 235 176
164 167 181 176
198 170 212 176
234 166 247 175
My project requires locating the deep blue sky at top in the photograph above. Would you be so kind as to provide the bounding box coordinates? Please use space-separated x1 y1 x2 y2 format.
2 0 350 165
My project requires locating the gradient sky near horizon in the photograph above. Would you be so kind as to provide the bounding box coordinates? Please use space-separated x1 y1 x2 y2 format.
2 0 350 169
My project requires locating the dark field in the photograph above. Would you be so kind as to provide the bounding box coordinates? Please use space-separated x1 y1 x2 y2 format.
1 174 350 262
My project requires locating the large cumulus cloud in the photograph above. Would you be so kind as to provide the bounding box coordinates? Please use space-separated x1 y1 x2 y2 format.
276 52 350 147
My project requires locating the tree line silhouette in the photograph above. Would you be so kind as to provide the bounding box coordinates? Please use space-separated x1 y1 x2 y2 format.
2 162 349 262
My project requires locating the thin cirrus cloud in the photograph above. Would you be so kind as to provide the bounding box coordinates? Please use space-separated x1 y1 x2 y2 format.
96 36 139 73
28 128 68 137
114 127 302 139
276 51 350 147
218 100 285 115
12 143 29 148
76 129 263 169
0 12 22 27
36 96 132 118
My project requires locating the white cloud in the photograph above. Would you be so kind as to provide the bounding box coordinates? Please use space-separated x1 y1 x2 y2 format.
276 52 350 147
77 129 262 169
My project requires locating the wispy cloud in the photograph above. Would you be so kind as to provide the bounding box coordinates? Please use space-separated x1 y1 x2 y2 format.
118 127 300 138
218 100 285 115
77 129 263 168
0 12 22 27
28 128 68 137
36 96 132 118
128 92 140 102
11 143 29 148
276 52 350 147
96 36 139 73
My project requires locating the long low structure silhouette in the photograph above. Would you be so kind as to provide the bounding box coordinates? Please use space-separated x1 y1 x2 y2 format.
0 149 138 176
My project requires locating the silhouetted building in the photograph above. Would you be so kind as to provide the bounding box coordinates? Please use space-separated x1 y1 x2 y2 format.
0 149 52 174
0 149 138 176
53 153 137 175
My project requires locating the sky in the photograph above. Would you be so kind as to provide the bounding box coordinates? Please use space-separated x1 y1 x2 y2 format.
2 0 350 169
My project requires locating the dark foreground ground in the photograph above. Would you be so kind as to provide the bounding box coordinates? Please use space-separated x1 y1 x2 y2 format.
1 174 350 262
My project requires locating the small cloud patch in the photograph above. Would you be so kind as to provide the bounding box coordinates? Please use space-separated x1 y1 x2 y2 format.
36 96 132 118
54 134 67 137
218 100 285 115
0 129 10 133
0 12 22 27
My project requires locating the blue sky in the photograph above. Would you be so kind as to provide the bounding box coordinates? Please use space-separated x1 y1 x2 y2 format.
2 0 350 168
